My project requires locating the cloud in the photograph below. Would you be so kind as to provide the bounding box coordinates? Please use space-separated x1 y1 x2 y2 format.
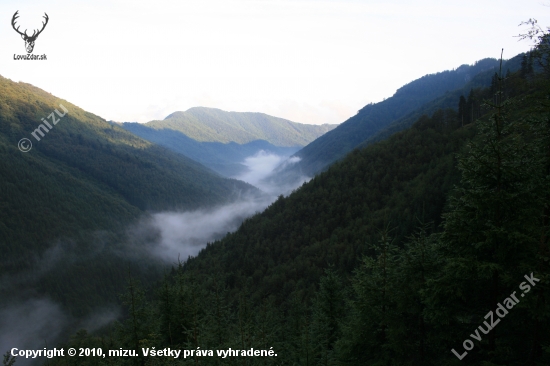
130 150 310 263
233 150 310 195
135 196 271 262
0 150 309 360
0 234 120 366
233 150 286 191
78 307 120 333
0 298 119 366
0 298 65 361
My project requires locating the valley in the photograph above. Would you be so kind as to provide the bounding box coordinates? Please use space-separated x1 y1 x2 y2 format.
0 12 549 365
121 107 336 177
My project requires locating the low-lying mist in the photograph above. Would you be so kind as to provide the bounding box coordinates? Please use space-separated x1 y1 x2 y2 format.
234 150 287 193
0 150 309 361
132 150 309 263
0 297 118 366
0 237 122 364
130 195 273 262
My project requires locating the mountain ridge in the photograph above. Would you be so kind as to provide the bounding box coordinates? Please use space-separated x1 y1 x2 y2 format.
62 64 548 365
122 107 336 177
0 74 257 316
121 122 300 177
143 106 337 146
284 56 520 177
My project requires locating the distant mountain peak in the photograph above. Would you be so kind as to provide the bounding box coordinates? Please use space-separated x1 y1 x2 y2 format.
145 107 337 146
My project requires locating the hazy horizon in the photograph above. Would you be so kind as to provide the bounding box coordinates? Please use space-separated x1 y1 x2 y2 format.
0 0 544 125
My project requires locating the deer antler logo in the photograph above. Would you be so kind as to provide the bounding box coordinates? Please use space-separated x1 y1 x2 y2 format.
12 11 49 54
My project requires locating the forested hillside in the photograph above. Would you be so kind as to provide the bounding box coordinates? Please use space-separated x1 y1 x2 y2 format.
285 57 521 177
0 76 256 316
51 49 550 365
121 123 300 177
142 107 336 145
358 52 525 149
122 107 336 177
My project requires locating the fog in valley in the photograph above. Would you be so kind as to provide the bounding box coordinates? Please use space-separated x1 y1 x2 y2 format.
132 150 309 263
0 150 308 361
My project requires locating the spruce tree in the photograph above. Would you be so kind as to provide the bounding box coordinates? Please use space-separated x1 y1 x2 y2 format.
458 95 467 127
337 227 398 365
309 267 345 366
425 54 541 363
391 221 442 365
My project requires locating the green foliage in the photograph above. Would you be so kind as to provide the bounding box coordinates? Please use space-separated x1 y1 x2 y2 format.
0 75 256 317
120 124 300 177
143 107 337 146
182 106 473 314
51 96 474 365
13 27 550 366
2 352 15 366
52 63 550 365
426 58 549 363
291 57 519 176
308 268 346 365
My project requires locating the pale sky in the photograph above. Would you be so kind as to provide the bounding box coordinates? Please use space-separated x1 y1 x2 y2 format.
0 0 546 125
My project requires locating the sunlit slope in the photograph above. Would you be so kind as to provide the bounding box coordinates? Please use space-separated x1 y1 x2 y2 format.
144 107 337 146
0 75 255 268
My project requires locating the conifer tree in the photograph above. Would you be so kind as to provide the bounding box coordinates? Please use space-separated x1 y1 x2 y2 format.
466 88 476 124
458 95 467 127
426 54 541 363
309 267 345 366
517 23 550 360
2 352 15 366
119 273 150 366
337 227 398 365
522 54 530 77
391 221 442 364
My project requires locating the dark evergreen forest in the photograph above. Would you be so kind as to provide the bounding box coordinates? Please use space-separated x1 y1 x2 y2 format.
40 44 550 365
3 18 550 366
